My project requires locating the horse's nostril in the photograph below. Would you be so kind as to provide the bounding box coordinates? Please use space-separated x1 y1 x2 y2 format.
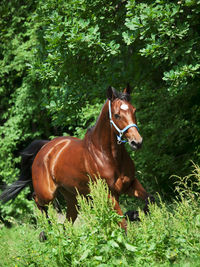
131 140 142 149
131 141 137 147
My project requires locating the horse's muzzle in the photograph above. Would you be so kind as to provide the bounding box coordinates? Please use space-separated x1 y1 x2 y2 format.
129 139 143 151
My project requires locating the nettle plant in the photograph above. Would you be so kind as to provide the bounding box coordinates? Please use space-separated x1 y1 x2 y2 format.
16 166 200 266
34 179 136 266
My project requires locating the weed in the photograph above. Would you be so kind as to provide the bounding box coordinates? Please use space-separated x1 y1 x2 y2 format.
0 165 200 266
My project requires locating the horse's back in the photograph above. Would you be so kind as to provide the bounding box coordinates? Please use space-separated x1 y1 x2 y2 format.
32 136 83 172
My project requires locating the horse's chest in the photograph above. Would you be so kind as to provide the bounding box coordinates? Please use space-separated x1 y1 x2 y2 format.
84 150 133 194
85 152 114 177
113 176 132 194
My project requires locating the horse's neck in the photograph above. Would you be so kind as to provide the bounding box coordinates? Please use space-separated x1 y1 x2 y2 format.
89 101 122 158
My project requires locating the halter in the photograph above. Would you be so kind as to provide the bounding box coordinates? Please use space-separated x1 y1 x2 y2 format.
108 100 139 144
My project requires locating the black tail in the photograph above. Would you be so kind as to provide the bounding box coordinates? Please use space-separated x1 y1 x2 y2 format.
0 140 49 203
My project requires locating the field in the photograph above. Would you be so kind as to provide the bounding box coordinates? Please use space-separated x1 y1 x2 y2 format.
0 165 200 267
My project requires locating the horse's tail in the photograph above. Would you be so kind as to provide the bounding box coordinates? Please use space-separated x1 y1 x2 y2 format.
0 140 49 203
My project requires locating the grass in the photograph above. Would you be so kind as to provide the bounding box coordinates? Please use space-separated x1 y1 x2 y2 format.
0 223 41 266
0 164 200 266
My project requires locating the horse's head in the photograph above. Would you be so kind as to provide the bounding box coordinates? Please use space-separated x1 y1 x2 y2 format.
107 85 143 151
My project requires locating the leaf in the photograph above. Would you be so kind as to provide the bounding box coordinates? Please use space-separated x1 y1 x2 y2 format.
125 243 137 252
125 18 142 31
94 256 103 261
108 240 119 248
80 249 90 261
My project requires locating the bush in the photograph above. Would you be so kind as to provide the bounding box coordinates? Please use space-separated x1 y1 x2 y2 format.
127 162 200 265
1 167 199 266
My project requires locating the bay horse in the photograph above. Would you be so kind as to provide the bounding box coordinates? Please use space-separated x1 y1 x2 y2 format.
0 85 154 230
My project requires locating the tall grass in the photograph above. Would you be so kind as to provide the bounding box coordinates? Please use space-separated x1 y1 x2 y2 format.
0 164 200 266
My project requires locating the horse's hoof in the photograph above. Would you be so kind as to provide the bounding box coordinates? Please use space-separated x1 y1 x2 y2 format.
147 195 155 204
124 210 140 221
39 231 47 242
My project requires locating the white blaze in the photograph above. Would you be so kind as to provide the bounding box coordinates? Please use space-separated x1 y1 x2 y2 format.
120 104 128 110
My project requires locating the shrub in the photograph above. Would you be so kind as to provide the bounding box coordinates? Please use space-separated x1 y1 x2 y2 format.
0 165 200 266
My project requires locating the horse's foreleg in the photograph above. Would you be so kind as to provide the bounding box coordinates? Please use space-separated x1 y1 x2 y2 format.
60 190 78 223
108 194 127 230
126 178 155 220
66 197 78 223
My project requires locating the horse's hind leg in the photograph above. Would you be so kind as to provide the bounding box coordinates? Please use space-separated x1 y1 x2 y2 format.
33 193 52 217
32 172 57 241
33 191 57 241
35 193 61 242
32 155 58 210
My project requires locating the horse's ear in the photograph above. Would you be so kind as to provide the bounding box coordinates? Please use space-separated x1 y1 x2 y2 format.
107 86 118 101
123 83 131 95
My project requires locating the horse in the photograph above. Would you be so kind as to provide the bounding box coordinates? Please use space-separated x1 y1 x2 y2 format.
0 85 154 231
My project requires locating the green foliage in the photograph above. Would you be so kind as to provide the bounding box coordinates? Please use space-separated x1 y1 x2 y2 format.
0 168 200 266
74 101 103 138
33 179 129 266
173 162 200 200
32 0 128 128
127 198 200 265
0 0 52 219
127 162 200 265
124 0 200 194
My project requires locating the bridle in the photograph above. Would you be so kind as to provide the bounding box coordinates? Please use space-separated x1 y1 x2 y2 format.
108 100 139 144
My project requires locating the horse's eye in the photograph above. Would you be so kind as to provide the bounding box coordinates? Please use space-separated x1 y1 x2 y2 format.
114 114 120 119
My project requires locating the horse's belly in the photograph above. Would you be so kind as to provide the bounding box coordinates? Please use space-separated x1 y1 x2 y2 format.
55 164 90 194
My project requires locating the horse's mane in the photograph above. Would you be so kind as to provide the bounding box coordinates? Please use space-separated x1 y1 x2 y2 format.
85 92 131 136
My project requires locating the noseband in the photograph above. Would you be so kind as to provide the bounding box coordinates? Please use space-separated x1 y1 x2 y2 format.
108 100 139 144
